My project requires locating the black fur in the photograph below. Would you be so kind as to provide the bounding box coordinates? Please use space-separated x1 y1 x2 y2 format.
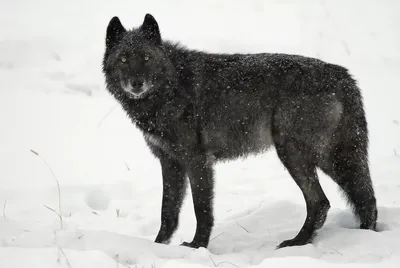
102 14 378 249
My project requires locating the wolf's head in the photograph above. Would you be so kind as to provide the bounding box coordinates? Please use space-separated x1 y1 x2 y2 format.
102 14 176 100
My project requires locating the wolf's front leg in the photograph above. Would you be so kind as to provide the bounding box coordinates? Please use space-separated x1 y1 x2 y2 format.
181 155 215 249
154 154 187 244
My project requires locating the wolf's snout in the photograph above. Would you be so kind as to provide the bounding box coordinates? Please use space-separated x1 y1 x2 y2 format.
121 78 152 99
131 79 144 91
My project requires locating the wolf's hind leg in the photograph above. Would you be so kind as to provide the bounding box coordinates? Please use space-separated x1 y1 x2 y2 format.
274 138 330 249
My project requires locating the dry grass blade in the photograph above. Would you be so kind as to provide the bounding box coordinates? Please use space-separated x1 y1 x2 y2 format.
124 162 131 171
43 205 63 228
209 255 240 268
59 247 72 268
236 221 250 233
210 232 225 242
216 261 240 268
320 245 343 256
97 105 117 129
31 149 63 229
209 255 217 267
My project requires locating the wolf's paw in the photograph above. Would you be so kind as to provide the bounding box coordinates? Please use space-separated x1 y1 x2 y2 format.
154 235 170 245
276 237 311 249
180 241 198 248
180 241 208 249
360 221 377 231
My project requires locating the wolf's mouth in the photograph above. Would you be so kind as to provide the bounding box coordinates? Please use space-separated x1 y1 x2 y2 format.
121 81 153 99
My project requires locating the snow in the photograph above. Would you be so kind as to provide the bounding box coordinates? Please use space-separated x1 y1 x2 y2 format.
85 188 110 211
1 0 400 267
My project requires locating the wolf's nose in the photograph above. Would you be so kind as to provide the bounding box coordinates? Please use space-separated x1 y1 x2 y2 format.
132 80 144 89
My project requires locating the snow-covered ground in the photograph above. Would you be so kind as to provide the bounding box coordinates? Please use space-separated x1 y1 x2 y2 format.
1 0 400 267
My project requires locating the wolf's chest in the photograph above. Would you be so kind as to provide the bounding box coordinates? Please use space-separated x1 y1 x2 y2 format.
144 133 168 151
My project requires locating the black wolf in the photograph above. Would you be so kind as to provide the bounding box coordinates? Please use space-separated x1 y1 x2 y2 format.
102 14 377 249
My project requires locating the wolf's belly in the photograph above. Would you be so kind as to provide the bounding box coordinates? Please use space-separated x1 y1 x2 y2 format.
203 119 273 161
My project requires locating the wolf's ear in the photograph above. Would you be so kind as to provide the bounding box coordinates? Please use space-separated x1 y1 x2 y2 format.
106 16 126 49
140 14 162 46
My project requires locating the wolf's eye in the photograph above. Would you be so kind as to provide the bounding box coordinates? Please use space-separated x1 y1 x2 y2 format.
144 55 150 61
120 56 127 63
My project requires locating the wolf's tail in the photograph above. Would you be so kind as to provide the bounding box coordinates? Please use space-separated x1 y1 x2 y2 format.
324 65 378 230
